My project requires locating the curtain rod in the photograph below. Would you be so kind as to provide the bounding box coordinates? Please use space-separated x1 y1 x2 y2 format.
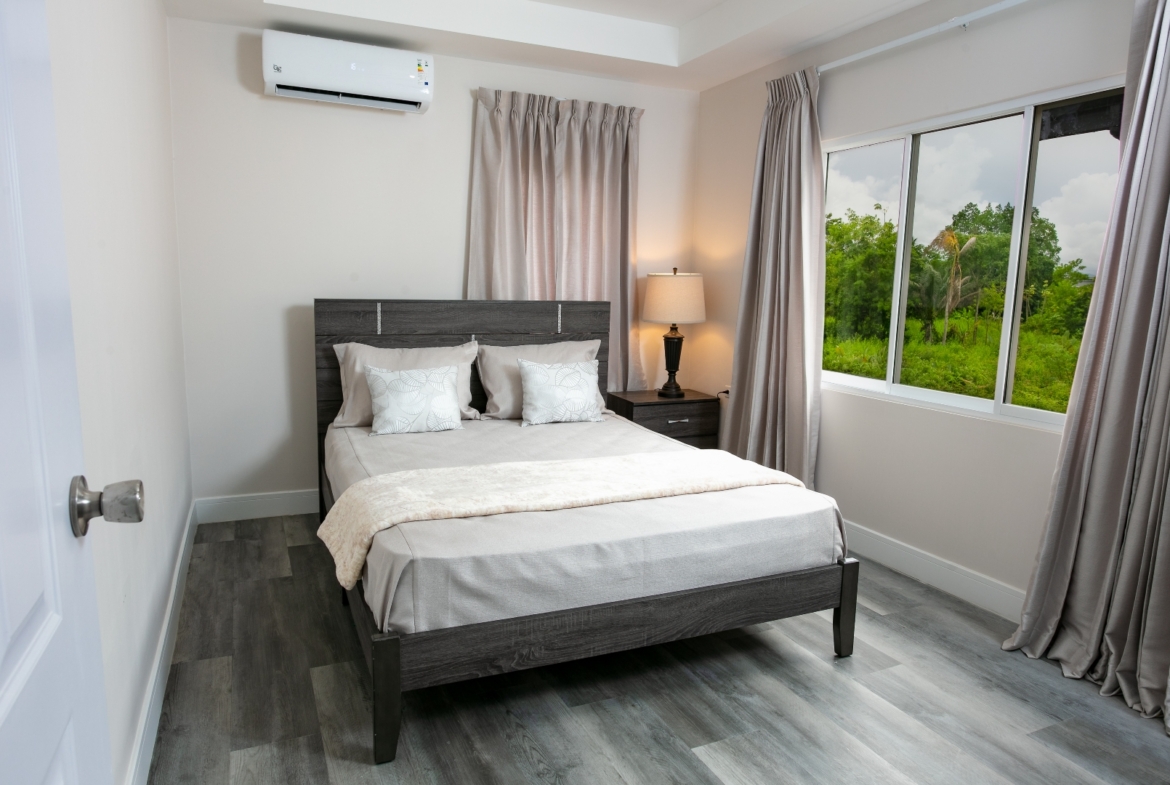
816 0 1032 75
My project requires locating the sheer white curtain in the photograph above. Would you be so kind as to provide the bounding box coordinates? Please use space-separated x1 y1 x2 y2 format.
468 88 646 392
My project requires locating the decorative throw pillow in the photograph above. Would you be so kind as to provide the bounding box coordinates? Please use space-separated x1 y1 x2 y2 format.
365 365 463 435
518 359 605 427
333 341 480 427
478 340 604 419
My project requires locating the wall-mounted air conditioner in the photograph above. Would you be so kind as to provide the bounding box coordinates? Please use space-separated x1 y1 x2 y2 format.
262 30 433 113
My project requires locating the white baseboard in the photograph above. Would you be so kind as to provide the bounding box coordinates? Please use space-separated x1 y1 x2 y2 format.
126 500 198 785
844 519 1026 623
194 488 318 524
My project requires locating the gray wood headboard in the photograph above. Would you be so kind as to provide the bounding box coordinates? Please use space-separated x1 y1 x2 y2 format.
314 299 611 509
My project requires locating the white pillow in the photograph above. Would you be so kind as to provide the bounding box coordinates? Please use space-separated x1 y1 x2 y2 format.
518 359 605 427
477 340 604 420
365 365 463 435
333 342 479 426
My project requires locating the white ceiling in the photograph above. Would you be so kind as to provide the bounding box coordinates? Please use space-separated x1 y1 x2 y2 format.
533 0 725 27
163 0 942 90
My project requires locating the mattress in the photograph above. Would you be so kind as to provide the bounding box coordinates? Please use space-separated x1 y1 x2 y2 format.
324 415 845 634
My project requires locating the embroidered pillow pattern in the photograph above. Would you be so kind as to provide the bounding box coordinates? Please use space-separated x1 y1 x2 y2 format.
365 365 463 435
518 359 605 426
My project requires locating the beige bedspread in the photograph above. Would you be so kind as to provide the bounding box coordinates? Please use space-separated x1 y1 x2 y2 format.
318 449 803 589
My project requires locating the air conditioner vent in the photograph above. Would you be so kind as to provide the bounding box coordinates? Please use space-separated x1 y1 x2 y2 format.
275 84 423 111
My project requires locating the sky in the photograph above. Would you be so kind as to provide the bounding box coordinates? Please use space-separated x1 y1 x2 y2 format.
825 117 1120 277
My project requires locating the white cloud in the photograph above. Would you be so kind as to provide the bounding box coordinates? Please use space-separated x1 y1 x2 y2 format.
825 167 899 222
1037 171 1118 274
911 115 1023 243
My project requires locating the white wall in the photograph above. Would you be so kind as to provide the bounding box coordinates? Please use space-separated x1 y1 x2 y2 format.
167 17 699 499
689 0 1131 600
45 0 192 783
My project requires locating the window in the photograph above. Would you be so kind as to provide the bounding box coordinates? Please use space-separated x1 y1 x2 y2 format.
824 140 903 380
823 89 1122 420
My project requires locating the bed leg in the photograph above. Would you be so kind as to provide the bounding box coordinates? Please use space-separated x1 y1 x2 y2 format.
834 558 859 658
341 586 349 607
371 632 402 764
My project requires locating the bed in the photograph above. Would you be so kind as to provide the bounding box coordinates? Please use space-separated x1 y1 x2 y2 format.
314 298 858 764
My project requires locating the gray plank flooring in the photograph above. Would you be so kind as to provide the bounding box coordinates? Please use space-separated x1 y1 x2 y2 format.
149 515 1170 785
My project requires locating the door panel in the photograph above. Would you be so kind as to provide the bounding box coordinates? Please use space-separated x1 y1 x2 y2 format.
0 0 113 782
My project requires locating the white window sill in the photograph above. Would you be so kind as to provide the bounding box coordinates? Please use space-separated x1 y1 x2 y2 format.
821 370 1066 433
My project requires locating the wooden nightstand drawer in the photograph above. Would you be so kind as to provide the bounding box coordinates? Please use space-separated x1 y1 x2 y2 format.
630 401 719 438
607 389 720 445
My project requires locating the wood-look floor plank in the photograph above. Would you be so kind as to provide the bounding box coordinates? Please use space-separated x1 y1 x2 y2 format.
495 671 630 785
571 694 724 785
693 729 829 785
854 600 1109 731
543 644 754 749
728 624 1017 785
172 543 234 664
674 634 918 785
850 560 926 617
859 664 1111 785
396 686 505 785
231 578 320 751
434 676 569 785
1029 715 1170 785
148 657 232 785
311 660 407 785
195 521 236 544
768 612 900 677
234 517 292 580
288 544 364 667
283 514 321 547
229 733 330 785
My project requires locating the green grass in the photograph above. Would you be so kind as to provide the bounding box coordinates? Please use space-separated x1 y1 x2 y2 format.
823 336 887 380
1011 330 1081 412
823 316 1080 413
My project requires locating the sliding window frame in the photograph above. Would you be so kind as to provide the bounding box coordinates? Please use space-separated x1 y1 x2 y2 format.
992 106 1038 416
886 134 917 389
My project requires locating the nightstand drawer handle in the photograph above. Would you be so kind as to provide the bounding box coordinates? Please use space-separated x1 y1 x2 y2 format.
667 418 689 424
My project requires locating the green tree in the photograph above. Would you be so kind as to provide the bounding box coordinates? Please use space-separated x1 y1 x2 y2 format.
950 202 1062 307
824 208 897 340
1026 260 1095 336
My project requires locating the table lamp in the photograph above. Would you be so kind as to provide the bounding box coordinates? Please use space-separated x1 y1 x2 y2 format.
642 268 705 398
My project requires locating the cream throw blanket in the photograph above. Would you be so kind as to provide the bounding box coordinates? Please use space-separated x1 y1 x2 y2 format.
318 450 803 589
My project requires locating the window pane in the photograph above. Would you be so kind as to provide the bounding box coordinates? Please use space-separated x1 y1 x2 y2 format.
823 140 903 380
1011 95 1121 412
899 115 1023 398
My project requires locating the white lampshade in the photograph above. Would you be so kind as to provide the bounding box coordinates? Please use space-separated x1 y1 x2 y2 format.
642 271 706 325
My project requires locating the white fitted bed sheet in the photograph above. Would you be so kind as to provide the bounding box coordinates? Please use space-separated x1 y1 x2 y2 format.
324 415 845 634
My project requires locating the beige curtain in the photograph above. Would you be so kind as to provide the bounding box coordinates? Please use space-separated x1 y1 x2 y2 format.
1004 0 1170 734
723 68 824 486
467 89 557 300
468 89 646 391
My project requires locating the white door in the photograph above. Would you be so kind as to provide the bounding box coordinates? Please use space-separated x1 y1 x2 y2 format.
0 0 114 783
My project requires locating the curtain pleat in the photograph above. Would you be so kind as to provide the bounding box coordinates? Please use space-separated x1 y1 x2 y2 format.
556 99 645 392
468 88 557 300
1004 0 1170 733
722 68 824 486
468 89 645 392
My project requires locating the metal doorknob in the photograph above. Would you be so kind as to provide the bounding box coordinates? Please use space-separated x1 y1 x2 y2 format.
69 475 144 537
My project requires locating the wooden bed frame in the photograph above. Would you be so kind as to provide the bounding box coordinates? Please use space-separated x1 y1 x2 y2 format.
314 298 859 764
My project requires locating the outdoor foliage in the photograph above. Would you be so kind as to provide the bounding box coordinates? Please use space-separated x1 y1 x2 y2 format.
823 203 1094 412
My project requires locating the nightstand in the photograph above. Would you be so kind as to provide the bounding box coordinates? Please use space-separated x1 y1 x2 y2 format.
607 389 720 449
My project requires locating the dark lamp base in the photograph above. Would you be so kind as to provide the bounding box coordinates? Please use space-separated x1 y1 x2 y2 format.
658 325 686 398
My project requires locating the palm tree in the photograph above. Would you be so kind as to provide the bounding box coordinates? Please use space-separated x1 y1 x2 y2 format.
910 259 949 343
930 228 977 344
